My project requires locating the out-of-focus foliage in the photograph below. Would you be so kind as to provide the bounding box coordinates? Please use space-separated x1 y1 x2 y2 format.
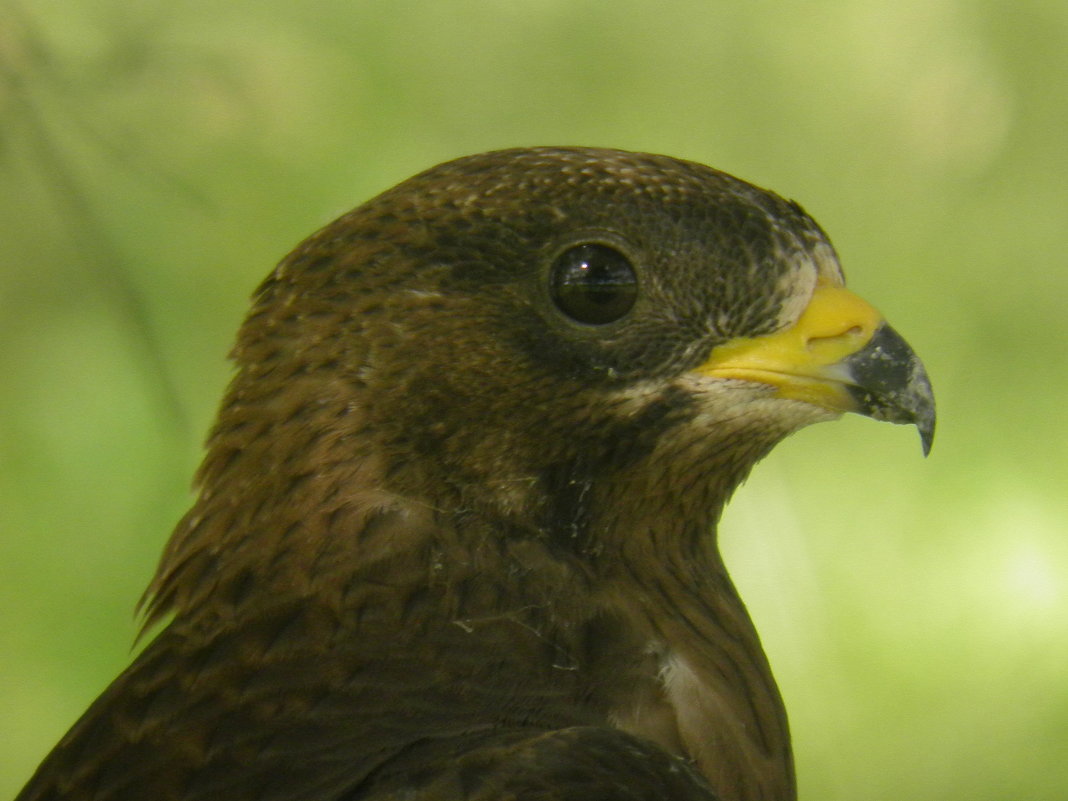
1 1 1064 799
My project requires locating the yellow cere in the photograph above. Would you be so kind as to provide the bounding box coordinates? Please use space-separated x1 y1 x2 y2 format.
696 285 884 412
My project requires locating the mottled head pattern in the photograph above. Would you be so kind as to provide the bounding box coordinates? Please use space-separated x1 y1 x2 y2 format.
144 147 844 625
266 147 840 379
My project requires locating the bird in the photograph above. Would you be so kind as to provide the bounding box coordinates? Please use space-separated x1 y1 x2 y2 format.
16 147 935 801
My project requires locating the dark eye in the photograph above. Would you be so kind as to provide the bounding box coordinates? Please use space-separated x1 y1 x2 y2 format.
549 244 638 325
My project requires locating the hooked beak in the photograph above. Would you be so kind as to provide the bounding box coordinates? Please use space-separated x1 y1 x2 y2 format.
696 285 936 455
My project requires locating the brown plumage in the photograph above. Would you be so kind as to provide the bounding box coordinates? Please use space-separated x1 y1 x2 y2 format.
17 147 934 801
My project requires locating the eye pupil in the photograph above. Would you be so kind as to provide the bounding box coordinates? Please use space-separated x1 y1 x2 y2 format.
550 244 638 325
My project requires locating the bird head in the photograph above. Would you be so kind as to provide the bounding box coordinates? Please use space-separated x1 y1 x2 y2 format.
147 147 934 620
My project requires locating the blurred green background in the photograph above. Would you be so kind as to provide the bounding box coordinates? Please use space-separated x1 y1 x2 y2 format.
2 1 1065 799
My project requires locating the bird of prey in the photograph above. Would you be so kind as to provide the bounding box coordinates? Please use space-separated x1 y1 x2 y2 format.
16 147 934 801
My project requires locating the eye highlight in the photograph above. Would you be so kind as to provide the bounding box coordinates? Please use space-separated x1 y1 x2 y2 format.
549 244 638 325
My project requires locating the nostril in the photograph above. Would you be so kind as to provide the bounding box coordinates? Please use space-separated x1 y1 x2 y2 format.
807 325 864 350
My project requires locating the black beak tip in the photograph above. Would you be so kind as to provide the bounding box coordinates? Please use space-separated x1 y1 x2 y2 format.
918 416 935 457
908 363 936 457
844 323 936 458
